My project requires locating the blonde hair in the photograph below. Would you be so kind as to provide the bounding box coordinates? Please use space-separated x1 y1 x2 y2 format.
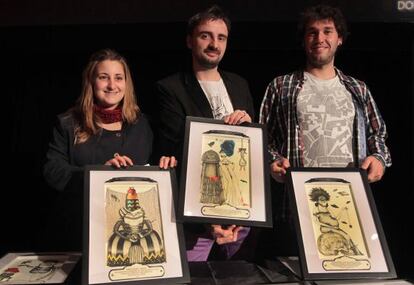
72 49 139 143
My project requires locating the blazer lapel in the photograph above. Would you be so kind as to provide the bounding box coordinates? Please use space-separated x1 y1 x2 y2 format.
183 72 214 118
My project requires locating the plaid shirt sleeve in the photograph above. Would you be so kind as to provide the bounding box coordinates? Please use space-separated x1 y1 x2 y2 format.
259 79 284 163
362 83 392 167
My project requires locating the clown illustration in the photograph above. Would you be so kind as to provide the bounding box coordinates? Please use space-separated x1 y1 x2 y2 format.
107 185 165 267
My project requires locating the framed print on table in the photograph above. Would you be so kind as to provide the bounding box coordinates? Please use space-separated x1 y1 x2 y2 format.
83 166 190 285
0 252 80 284
286 168 396 280
177 116 272 227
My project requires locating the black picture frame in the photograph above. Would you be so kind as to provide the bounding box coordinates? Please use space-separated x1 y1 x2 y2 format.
177 116 272 227
83 166 190 285
286 167 396 280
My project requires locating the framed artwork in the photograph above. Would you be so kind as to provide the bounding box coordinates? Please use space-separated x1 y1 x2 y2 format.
178 116 272 227
0 252 80 284
83 166 189 285
286 168 396 280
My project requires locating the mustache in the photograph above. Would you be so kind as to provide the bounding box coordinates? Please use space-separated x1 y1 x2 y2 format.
204 46 220 53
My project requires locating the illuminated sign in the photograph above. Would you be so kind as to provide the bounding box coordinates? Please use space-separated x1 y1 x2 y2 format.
397 0 414 11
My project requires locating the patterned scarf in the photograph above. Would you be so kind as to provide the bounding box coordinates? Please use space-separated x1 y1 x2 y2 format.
94 105 123 124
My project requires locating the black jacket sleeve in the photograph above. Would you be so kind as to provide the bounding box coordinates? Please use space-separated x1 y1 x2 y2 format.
155 81 187 160
43 115 82 192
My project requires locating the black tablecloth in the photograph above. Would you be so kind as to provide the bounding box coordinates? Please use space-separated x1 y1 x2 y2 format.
188 259 300 285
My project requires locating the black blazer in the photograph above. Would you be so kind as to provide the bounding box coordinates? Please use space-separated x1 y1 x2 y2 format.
155 70 256 259
155 70 255 162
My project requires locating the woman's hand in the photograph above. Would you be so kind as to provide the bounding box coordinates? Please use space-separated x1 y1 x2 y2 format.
159 156 178 169
105 153 133 168
223 110 252 125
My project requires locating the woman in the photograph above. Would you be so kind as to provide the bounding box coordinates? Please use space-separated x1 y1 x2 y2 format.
43 49 174 249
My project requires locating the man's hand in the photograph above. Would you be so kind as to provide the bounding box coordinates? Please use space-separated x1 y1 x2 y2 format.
224 110 252 125
159 156 178 169
211 225 242 245
361 155 384 183
270 158 290 183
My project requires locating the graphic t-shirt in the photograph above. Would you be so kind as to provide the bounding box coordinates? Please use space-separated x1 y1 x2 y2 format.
297 72 355 167
199 79 234 119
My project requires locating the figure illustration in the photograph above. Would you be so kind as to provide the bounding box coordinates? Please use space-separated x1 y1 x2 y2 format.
0 271 14 281
200 150 225 204
219 140 246 207
238 147 247 171
309 187 363 256
4 259 59 282
107 187 165 266
25 260 57 275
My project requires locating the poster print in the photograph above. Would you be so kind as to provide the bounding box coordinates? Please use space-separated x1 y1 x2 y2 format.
104 177 165 281
84 166 190 285
286 168 396 280
200 130 251 219
305 178 370 271
177 117 272 227
178 117 272 227
0 253 80 284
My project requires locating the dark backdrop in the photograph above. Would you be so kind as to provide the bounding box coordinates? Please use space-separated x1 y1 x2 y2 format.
2 0 413 280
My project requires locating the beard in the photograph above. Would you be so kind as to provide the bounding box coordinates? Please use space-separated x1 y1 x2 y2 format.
194 47 223 69
307 52 335 68
306 45 337 68
197 57 220 69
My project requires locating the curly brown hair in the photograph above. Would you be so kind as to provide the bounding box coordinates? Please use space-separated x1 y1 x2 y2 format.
298 4 348 43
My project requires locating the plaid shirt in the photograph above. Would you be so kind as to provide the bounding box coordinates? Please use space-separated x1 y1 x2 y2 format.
259 68 391 168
